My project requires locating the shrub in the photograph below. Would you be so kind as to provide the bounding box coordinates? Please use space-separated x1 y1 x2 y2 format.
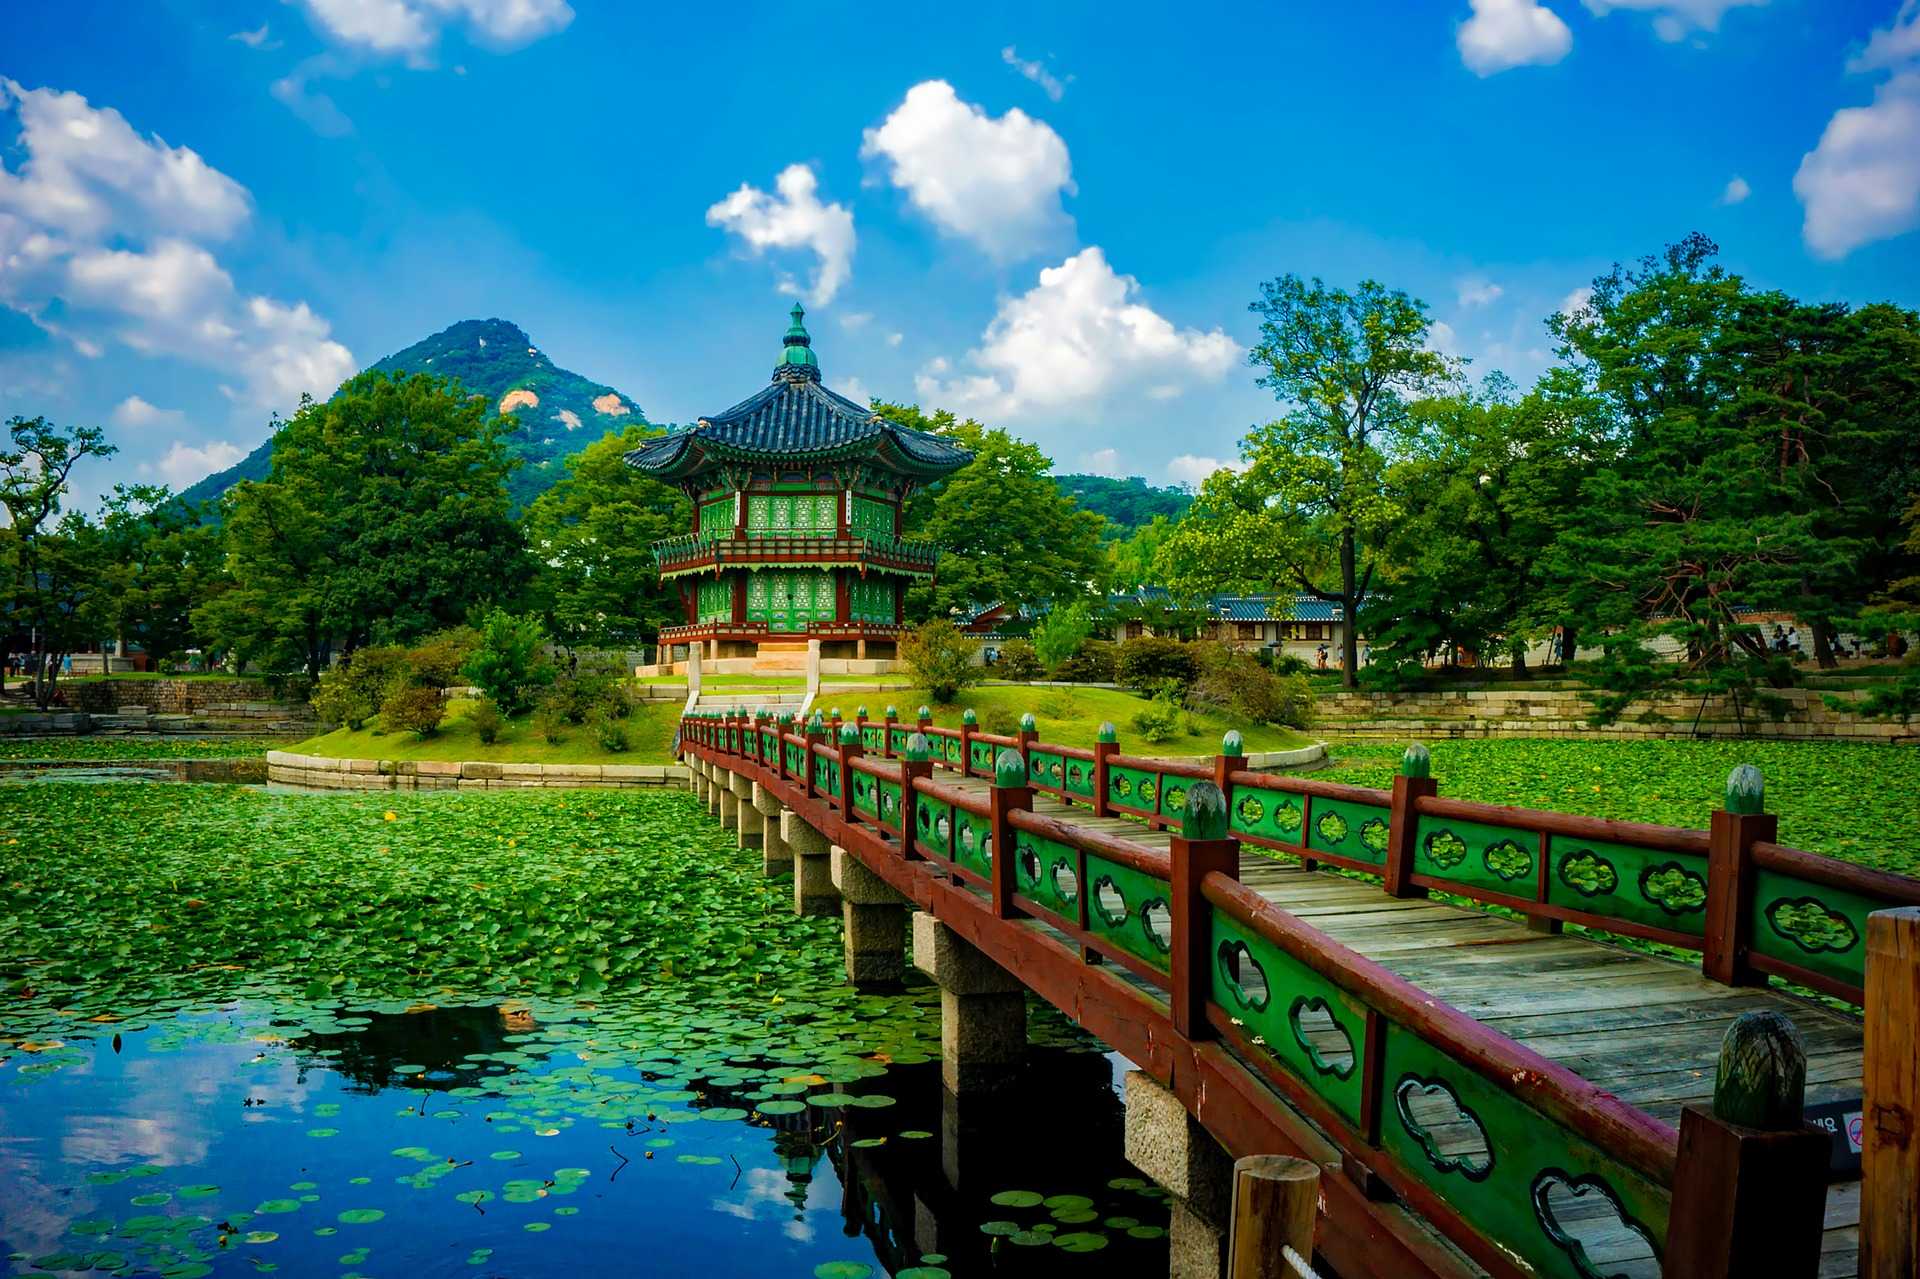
1188 643 1316 728
463 610 555 715
900 620 980 704
590 709 630 753
1131 688 1184 743
407 626 479 690
467 698 506 744
381 684 446 738
310 664 374 730
547 655 633 724
532 700 566 744
996 640 1043 681
1050 639 1116 684
1032 601 1094 670
980 705 1019 736
1271 652 1310 676
345 645 412 706
1116 637 1197 693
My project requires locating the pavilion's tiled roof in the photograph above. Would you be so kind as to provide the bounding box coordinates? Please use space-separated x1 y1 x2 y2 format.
625 306 972 483
1211 594 1349 623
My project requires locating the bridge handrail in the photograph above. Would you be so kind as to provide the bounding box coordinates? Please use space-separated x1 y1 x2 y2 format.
1228 769 1392 807
1008 807 1170 879
912 774 990 817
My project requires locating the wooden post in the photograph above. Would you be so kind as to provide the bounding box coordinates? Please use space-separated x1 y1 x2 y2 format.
1170 781 1237 1041
959 709 977 779
1228 1154 1320 1279
1863 906 1920 1277
1668 1010 1828 1279
854 705 868 750
1383 744 1436 899
836 723 861 815
882 706 898 757
987 747 1032 920
802 713 824 801
1092 722 1117 819
1016 712 1037 767
774 713 792 781
1214 729 1243 816
1705 764 1774 986
900 734 932 859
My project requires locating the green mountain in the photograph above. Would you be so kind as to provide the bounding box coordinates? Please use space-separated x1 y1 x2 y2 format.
1053 473 1193 534
178 318 647 509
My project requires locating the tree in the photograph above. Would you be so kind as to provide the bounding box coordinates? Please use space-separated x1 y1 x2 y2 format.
1031 600 1094 670
0 417 117 705
98 485 228 667
522 426 688 649
1159 277 1456 686
463 609 554 715
877 402 1107 619
898 619 979 703
205 371 531 676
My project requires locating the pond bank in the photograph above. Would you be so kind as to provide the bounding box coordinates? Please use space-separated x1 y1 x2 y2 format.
268 749 690 790
0 756 266 783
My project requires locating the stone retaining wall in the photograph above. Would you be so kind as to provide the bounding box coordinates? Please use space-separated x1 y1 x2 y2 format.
1314 686 1907 742
58 678 313 720
267 751 690 790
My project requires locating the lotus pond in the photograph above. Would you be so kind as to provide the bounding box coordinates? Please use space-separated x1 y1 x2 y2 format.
0 783 1170 1278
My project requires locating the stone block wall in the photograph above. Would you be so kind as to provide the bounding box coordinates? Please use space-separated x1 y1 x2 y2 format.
58 678 313 721
1313 686 1906 742
267 751 691 790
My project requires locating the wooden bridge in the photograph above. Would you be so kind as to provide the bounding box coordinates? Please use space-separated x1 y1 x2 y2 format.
678 705 1920 1278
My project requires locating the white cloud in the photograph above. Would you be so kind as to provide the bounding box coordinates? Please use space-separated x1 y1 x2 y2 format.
0 81 356 411
1580 0 1765 42
1557 285 1594 321
914 247 1237 420
111 395 186 428
295 0 573 61
838 311 872 330
886 332 903 347
272 58 355 137
1428 319 1462 355
1457 277 1504 307
1002 46 1068 101
229 24 280 49
862 80 1075 260
1079 447 1121 476
706 163 855 304
1457 0 1573 76
142 439 245 489
1167 455 1225 487
1795 70 1920 259
838 376 873 406
1719 174 1751 204
1851 0 1920 73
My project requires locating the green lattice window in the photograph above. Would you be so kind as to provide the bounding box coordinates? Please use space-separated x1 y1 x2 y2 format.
696 576 731 621
850 576 894 623
698 495 733 540
851 495 893 539
745 570 836 629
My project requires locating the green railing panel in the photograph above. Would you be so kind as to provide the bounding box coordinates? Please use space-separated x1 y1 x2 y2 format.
1029 750 1067 793
1209 911 1366 1129
888 726 912 753
784 742 805 775
1155 776 1198 833
1107 764 1162 814
914 793 954 861
1411 814 1536 892
939 735 962 765
812 755 841 802
875 777 904 833
1748 868 1873 991
1231 789 1308 847
1011 828 1080 917
1545 836 1708 937
968 739 996 773
759 730 778 760
1085 854 1172 972
1306 797 1392 865
955 808 994 880
849 769 880 822
861 726 885 751
1379 1023 1669 1279
1062 756 1096 800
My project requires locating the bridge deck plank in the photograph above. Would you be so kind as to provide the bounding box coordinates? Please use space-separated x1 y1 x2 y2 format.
1236 847 1863 1277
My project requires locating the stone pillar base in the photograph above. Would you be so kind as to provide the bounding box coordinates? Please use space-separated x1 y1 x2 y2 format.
736 802 764 850
833 847 910 987
717 786 739 831
753 784 791 875
1124 1070 1233 1279
784 812 837 916
913 911 1026 1094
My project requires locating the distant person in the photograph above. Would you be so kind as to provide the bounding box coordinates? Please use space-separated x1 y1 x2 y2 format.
1361 644 1372 666
1786 626 1801 657
1316 644 1328 670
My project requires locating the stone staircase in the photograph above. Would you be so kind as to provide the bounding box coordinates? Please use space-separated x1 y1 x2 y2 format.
750 641 811 674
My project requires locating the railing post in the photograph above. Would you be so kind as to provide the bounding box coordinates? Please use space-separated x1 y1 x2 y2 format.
1171 781 1237 1041
828 706 843 737
1384 743 1436 899
1668 1010 1828 1278
1705 764 1774 986
900 733 932 859
803 712 824 801
836 723 861 815
854 705 868 750
1213 729 1242 816
1093 721 1117 818
882 706 898 757
916 704 932 734
988 748 1032 920
1229 1155 1320 1279
1016 712 1037 767
959 708 978 778
1863 906 1920 1277
774 712 793 781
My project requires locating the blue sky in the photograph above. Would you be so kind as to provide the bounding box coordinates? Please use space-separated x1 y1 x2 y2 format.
3 0 1919 509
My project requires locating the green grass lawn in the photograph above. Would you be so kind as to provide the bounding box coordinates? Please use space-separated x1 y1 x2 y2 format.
291 697 684 765
0 736 289 762
1320 737 1920 876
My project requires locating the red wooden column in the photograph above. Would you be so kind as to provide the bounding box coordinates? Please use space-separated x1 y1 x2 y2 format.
1384 743 1436 899
773 712 793 781
1171 781 1238 1040
1668 1011 1828 1278
835 570 850 624
802 713 824 801
882 706 898 757
987 747 1033 920
899 733 932 859
854 705 869 750
1704 764 1774 986
1015 712 1037 768
1863 906 1920 1277
836 723 862 817
959 709 978 778
1092 722 1117 818
1212 729 1244 816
